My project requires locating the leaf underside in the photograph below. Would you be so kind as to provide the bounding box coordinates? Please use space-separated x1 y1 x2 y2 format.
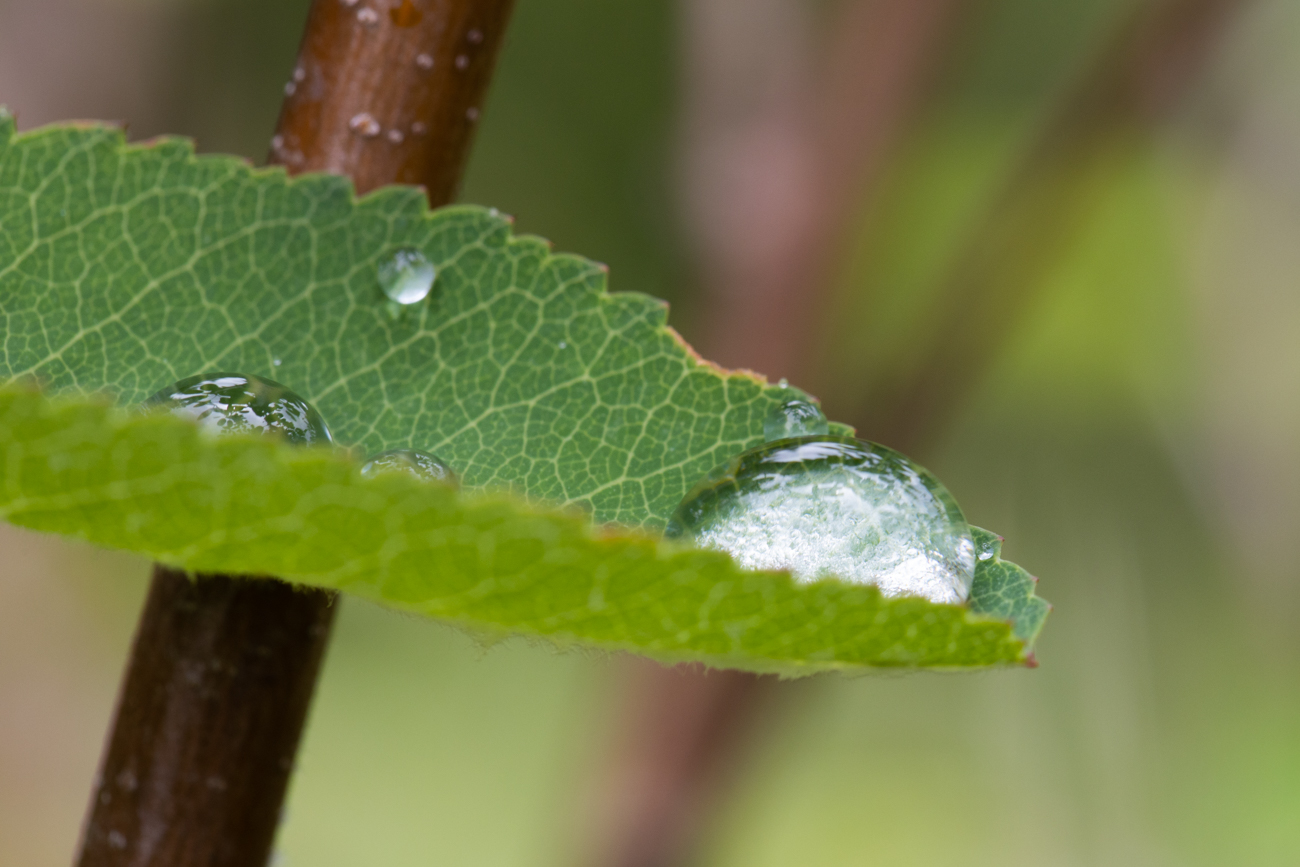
0 113 1048 672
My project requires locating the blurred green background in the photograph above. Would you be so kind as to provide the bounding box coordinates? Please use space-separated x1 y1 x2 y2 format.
2 0 1299 864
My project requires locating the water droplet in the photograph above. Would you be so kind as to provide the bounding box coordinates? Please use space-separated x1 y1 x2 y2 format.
270 134 285 151
467 28 484 44
410 121 429 136
340 0 359 6
665 437 976 604
357 6 379 26
975 531 1001 561
777 377 789 389
377 248 436 306
283 81 297 96
107 831 128 850
466 107 479 122
146 373 332 446
273 358 282 367
361 448 458 486
764 397 828 442
348 112 381 137
386 128 405 144
455 54 469 70
293 66 306 82
415 52 434 70
557 341 567 349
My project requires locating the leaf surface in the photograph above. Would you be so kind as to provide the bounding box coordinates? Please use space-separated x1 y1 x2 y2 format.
0 114 1048 670
0 388 1042 671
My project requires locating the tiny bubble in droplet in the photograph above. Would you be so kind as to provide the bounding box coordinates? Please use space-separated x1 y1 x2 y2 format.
283 81 297 96
467 28 484 44
415 53 434 70
466 107 479 122
293 66 306 82
411 121 428 136
357 6 379 25
455 54 469 70
348 112 381 137
386 128 405 144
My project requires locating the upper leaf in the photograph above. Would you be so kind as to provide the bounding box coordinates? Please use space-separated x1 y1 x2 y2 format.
0 113 1048 670
0 111 842 529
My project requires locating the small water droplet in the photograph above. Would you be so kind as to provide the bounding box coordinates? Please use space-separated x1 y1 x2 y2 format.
293 66 306 82
558 341 567 349
764 397 829 442
356 6 379 26
975 531 1001 561
386 128 405 144
107 831 128 850
415 52 434 70
465 107 479 122
666 437 976 604
488 207 500 217
146 374 332 445
348 112 381 138
455 54 469 70
777 378 789 389
270 134 285 151
410 121 429 136
377 247 436 305
361 448 458 486
467 28 484 44
340 0 359 6
283 81 297 96
273 358 282 367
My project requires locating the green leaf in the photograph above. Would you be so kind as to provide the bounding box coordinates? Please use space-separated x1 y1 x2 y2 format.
0 386 1035 672
0 113 1048 671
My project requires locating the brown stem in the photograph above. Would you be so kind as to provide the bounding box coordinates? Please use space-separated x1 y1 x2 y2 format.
77 568 335 866
76 1 515 864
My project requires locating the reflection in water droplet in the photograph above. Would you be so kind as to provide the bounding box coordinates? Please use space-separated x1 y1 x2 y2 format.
764 397 828 442
377 248 436 305
361 449 458 487
975 531 1001 561
146 373 331 445
665 436 975 604
349 112 381 137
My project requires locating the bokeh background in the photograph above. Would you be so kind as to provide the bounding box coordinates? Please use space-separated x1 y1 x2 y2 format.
2 0 1299 864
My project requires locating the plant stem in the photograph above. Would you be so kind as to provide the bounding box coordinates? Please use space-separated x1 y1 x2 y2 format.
75 2 514 864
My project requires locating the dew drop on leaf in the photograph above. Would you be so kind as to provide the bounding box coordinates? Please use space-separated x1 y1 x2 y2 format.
665 436 976 604
146 373 332 445
361 448 458 487
377 247 436 305
763 397 829 442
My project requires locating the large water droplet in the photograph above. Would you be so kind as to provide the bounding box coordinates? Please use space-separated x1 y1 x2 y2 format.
764 397 829 441
378 247 436 305
665 436 975 604
361 448 458 486
146 373 332 445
